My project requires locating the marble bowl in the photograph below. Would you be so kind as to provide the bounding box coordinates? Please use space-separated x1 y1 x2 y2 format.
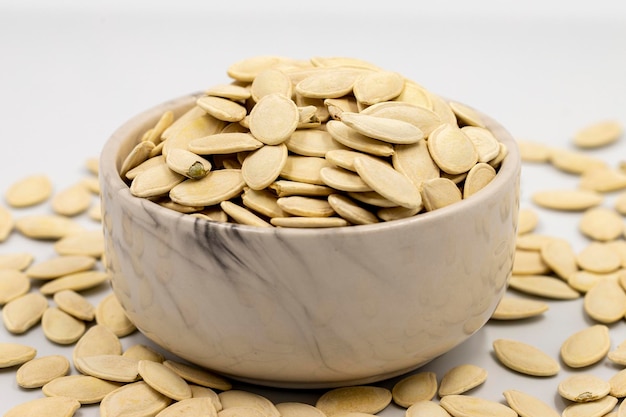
100 93 521 388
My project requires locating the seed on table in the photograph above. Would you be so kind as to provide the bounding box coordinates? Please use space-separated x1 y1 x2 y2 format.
492 338 560 377
123 344 164 363
170 169 245 207
577 242 622 274
139 359 192 401
0 252 34 271
0 342 36 368
39 270 109 295
515 139 552 163
3 396 80 417
220 201 272 227
0 204 13 242
96 293 137 337
561 395 617 417
100 380 172 416
165 148 211 179
609 368 626 397
275 402 326 417
4 174 53 208
438 364 488 396
549 149 607 175
405 400 451 417
15 214 85 240
2 292 48 334
516 233 555 251
440 394 516 417
42 307 86 344
573 120 623 149
490 297 549 320
584 279 626 323
579 207 625 241
507 275 580 299
219 390 280 417
391 371 437 408
54 230 105 258
560 325 611 368
557 374 611 403
80 176 100 195
73 325 122 373
540 238 578 280
607 240 626 267
512 249 551 275
427 124 478 175
0 269 30 305
448 101 485 128
579 166 626 192
157 397 218 417
503 389 560 417
339 112 424 145
516 208 539 235
197 96 247 122
163 359 232 391
567 270 614 293
326 120 395 157
315 386 392 416
26 255 96 280
16 355 70 388
242 143 288 190
85 156 100 175
615 191 626 215
532 189 604 211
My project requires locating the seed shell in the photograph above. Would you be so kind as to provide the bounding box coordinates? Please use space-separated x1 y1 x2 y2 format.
353 70 404 105
274 402 326 417
328 194 379 225
54 230 105 258
249 93 298 145
577 242 622 273
440 394 516 417
326 120 394 157
391 371 437 408
561 395 617 417
156 397 218 417
42 307 86 344
16 355 70 388
197 96 247 122
165 148 211 179
579 167 626 192
242 144 288 190
163 359 232 391
3 396 80 417
130 163 185 198
405 400 451 417
39 270 109 295
220 201 272 227
463 162 496 198
15 215 85 240
507 275 580 299
361 101 442 136
0 252 34 271
26 255 96 280
2 292 48 333
573 120 622 148
438 364 488 396
392 141 440 188
123 344 165 363
5 174 53 207
270 216 349 228
339 112 424 145
540 238 578 280
579 207 624 241
560 325 611 368
503 389 560 417
295 69 359 99
100 380 172 417
96 293 137 337
420 177 462 212
219 390 280 417
517 139 552 163
490 297 549 320
449 101 485 128
73 324 122 373
0 342 37 368
532 189 603 211
354 156 422 209
584 279 626 323
609 368 626 397
75 354 140 383
43 374 122 404
320 166 372 192
550 149 607 174
0 269 30 305
315 386 392 416
120 141 156 178
492 338 560 376
428 123 479 175
170 169 245 207
558 374 611 403
138 359 192 401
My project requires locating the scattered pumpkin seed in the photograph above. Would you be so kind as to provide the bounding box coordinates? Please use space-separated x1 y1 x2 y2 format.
557 374 611 403
438 364 488 396
3 396 80 417
315 386 392 416
391 371 437 408
219 390 280 417
439 394 516 417
0 269 30 305
15 355 70 388
503 389 560 417
26 255 96 280
95 292 137 337
14 214 85 240
42 307 86 344
560 325 611 368
5 174 53 208
0 342 37 368
100 380 172 417
492 338 560 377
2 292 48 333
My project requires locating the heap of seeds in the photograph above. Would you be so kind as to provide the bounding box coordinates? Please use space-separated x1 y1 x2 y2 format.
1 57 626 416
120 56 508 227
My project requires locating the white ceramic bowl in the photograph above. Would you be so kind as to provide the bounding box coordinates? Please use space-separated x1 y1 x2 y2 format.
100 93 520 388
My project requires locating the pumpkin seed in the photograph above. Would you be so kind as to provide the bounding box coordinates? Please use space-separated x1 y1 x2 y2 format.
584 279 626 323
197 96 247 122
120 140 156 178
558 374 611 402
165 148 211 179
0 252 34 271
39 270 109 295
516 233 555 251
138 359 192 401
461 126 500 163
242 144 288 190
163 359 232 391
392 141 440 188
580 166 626 192
507 275 580 299
440 394 516 417
270 216 349 228
0 204 13 242
503 389 560 417
315 386 392 416
53 230 105 258
190 385 223 410
100 380 172 417
490 297 549 320
156 397 218 417
419 177 461 211
339 112 424 145
73 325 122 373
5 174 53 208
3 396 80 417
573 120 622 148
295 69 360 99
130 162 185 198
26 255 96 280
438 364 488 396
361 101 442 136
549 149 607 174
43 374 122 404
249 93 298 145
75 354 140 382
391 371 437 408
16 355 70 388
449 102 485 128
123 344 165 363
3 292 48 333
577 242 622 273
427 124 478 175
0 342 37 368
492 338 560 376
96 293 136 337
15 214 85 240
170 169 245 207
326 120 395 157
0 269 30 305
532 189 603 211
579 207 624 241
517 139 552 163
220 201 272 227
405 400 451 417
561 395 617 417
560 325 611 368
144 110 174 144
42 307 86 344
353 70 404 105
540 238 578 280
320 166 372 192
354 156 422 209
463 162 496 198
275 402 326 417
206 84 251 101
395 80 433 110
250 68 292 101
163 113 226 158
328 194 379 225
219 390 280 417
609 368 626 397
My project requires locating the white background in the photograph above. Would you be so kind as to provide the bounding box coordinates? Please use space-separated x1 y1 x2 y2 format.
1 0 626 415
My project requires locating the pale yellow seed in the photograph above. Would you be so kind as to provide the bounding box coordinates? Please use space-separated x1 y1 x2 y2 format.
53 289 95 321
607 240 626 267
579 166 626 192
361 101 442 137
0 269 30 305
353 70 404 105
130 163 185 198
540 238 578 280
310 56 380 70
206 84 251 101
170 169 245 207
54 230 105 258
119 140 155 178
280 155 333 185
488 142 508 168
275 402 327 417
568 270 616 293
340 112 424 145
0 252 33 271
315 386 392 416
609 368 626 397
241 189 288 218
197 96 247 122
461 126 500 163
507 275 580 299
0 204 13 242
100 380 172 417
490 297 549 320
5 174 53 207
427 123 478 175
3 292 48 333
157 397 218 417
190 385 223 410
251 68 292 101
438 364 487 396
269 180 333 197
516 233 555 251
561 395 617 417
577 241 622 273
324 97 359 120
277 196 335 217
419 177 461 212
220 201 272 227
73 325 122 373
391 371 437 408
355 156 422 209
40 270 109 295
448 101 485 128
228 55 304 82
513 250 551 275
249 93 298 145
218 406 267 417
123 344 165 363
580 207 625 241
165 148 211 179
285 129 347 157
516 139 552 163
326 120 394 157
377 206 420 222
440 394 516 417
608 346 626 366
96 292 136 337
219 390 280 417
42 307 86 344
125 155 165 180
492 338 560 376
561 324 610 368
463 162 496 198
395 80 433 111
295 69 360 99
138 359 192 401
43 374 122 404
4 396 80 417
573 120 623 148
0 342 37 368
584 279 626 323
16 355 70 388
158 199 203 214
144 110 174 144
15 214 85 240
320 166 372 192
26 255 96 280
503 389 560 417
550 149 607 174
517 208 539 235
271 216 349 228
163 359 232 391
328 194 379 225
392 141 440 188
75 354 139 382
405 400 451 417
80 176 100 194
163 113 226 158
242 144 288 190
558 374 611 403
532 189 603 211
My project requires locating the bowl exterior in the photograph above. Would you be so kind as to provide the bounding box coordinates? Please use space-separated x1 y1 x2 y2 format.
100 94 520 388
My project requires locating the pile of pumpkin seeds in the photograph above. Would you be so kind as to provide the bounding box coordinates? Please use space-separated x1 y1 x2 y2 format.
1 57 626 416
121 56 508 227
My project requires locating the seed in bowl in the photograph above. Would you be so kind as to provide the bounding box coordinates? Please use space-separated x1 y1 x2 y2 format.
120 56 509 227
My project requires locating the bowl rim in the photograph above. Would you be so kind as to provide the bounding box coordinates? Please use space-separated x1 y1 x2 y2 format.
100 92 521 237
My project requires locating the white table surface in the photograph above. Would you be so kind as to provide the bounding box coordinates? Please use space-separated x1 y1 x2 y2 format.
1 1 626 415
